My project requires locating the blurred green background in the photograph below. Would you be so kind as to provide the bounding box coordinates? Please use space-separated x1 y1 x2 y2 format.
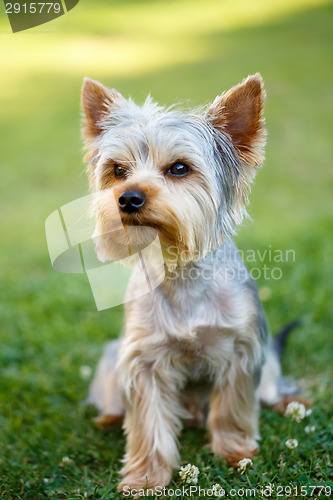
0 0 332 498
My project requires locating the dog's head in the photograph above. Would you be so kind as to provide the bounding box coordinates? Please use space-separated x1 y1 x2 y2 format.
81 75 266 267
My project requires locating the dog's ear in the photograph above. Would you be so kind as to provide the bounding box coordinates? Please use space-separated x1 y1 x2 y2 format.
205 73 266 165
81 78 124 138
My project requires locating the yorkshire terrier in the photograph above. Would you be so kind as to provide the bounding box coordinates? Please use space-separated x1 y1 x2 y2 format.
81 74 297 493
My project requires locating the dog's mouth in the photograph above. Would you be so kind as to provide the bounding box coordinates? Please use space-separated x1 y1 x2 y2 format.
119 211 145 226
120 210 182 250
93 188 194 266
95 208 200 269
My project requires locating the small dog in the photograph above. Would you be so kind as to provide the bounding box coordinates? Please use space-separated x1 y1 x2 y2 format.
81 74 296 492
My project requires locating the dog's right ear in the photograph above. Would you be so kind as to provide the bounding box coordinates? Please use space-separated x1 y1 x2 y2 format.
205 74 266 166
81 78 123 138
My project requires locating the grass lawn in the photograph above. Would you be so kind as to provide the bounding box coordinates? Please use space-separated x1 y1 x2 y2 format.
0 0 332 498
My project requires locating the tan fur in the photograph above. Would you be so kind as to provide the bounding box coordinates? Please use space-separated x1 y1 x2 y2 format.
207 365 259 467
205 74 266 216
81 78 123 138
272 396 312 414
80 75 293 493
205 73 266 167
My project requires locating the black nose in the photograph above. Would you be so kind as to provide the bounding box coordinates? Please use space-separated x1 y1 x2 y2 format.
118 190 146 213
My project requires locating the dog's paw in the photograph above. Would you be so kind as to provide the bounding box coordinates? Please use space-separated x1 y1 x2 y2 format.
210 434 258 468
118 468 172 497
223 447 258 468
93 414 124 428
272 396 312 415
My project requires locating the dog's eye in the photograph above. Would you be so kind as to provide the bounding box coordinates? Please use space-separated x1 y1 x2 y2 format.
114 164 127 178
167 163 190 177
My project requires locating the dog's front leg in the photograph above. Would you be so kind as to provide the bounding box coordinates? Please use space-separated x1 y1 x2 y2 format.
207 361 259 468
118 357 183 493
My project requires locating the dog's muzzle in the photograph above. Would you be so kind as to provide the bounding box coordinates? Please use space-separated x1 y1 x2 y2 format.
118 190 146 213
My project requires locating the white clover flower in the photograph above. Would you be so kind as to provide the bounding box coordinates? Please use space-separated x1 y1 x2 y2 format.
259 286 272 301
61 456 73 464
285 438 298 449
179 463 199 484
305 425 316 434
212 483 225 496
284 401 307 423
80 365 92 380
237 458 253 474
305 408 312 417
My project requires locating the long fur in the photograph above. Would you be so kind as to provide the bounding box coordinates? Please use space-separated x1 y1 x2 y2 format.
80 74 293 493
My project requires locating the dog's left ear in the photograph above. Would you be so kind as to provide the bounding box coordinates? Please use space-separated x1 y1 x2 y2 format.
81 78 124 138
205 73 266 165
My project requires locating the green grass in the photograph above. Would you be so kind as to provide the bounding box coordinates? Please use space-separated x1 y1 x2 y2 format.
0 0 332 498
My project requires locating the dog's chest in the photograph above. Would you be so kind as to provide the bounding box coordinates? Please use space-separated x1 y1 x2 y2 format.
149 277 245 372
168 325 226 358
154 279 238 340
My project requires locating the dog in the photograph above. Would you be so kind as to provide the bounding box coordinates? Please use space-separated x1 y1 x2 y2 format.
80 74 299 493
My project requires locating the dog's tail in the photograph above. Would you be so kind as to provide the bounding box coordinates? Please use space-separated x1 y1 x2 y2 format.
274 319 302 399
259 319 301 404
273 319 302 359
